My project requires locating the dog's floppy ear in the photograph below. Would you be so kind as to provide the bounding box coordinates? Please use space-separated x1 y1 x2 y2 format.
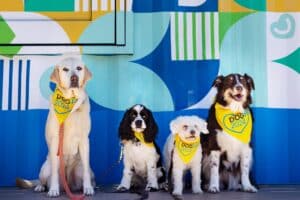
143 109 158 143
50 66 60 85
170 117 180 135
244 73 255 90
119 109 134 141
213 75 224 88
83 66 92 85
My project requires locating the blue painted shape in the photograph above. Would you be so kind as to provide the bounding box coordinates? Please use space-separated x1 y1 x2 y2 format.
219 12 267 107
1 108 300 185
135 26 219 110
132 0 218 12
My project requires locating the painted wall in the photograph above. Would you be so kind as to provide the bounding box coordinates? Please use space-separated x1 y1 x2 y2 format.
1 0 300 186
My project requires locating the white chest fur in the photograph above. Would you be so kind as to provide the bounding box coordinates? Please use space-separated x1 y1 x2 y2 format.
216 130 249 164
123 141 158 175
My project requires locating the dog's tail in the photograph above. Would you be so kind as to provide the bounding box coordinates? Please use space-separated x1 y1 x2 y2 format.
16 178 40 189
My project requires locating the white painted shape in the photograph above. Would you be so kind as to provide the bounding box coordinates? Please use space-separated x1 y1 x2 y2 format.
196 12 203 60
178 0 207 7
214 13 219 59
178 12 184 60
205 12 212 59
20 60 27 110
2 60 9 110
11 61 19 110
170 13 177 60
186 12 194 60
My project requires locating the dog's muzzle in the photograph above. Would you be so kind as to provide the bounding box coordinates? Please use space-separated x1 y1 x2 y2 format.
70 74 79 88
135 120 143 128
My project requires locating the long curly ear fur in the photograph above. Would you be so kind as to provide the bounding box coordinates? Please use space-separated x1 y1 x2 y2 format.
143 108 158 143
118 109 134 141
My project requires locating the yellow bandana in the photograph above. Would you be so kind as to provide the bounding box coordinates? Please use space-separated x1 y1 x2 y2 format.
174 134 200 164
52 88 78 124
215 103 252 144
134 132 154 147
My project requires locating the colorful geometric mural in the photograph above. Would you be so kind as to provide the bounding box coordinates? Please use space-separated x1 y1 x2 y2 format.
1 0 300 186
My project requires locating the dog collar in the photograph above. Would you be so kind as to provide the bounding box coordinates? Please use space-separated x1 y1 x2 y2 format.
52 88 78 124
134 132 154 147
174 134 200 164
215 103 252 144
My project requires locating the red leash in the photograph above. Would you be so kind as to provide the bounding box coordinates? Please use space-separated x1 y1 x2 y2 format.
57 123 85 200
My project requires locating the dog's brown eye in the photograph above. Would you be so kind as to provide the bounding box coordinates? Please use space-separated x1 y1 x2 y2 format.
183 125 188 130
77 66 82 71
141 115 146 119
62 67 69 72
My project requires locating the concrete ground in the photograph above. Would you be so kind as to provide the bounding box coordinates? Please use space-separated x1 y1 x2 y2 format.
1 185 300 200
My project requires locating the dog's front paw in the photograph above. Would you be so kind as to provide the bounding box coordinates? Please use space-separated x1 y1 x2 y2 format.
146 183 159 191
208 185 220 193
242 184 258 193
116 185 130 192
192 187 203 194
34 184 45 192
84 186 95 196
47 189 60 197
172 193 184 200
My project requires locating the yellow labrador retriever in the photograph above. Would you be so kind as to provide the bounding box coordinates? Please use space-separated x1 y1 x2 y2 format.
33 57 95 197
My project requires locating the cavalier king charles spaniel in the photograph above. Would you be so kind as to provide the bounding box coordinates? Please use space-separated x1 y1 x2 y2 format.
117 104 166 192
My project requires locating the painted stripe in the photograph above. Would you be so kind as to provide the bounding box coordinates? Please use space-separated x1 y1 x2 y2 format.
2 60 9 110
210 12 215 59
20 60 27 111
214 13 219 59
75 0 80 11
0 60 3 110
175 12 180 60
185 13 193 60
192 12 197 60
183 12 188 60
196 12 203 60
170 13 177 60
11 61 19 110
25 60 30 110
83 0 89 11
92 0 98 11
178 12 184 60
120 0 125 11
101 0 108 11
18 60 22 110
205 12 211 59
201 12 206 60
127 0 132 11
111 0 115 10
8 60 13 110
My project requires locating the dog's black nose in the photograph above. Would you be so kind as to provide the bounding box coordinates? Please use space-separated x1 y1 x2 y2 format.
70 74 79 87
135 120 142 128
235 85 243 91
190 130 196 135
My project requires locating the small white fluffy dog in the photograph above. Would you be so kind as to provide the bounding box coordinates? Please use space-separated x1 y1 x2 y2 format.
33 57 95 197
164 116 209 198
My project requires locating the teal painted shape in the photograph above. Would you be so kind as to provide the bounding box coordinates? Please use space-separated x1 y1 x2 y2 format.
25 0 74 12
80 12 169 55
79 12 115 45
219 12 267 107
83 55 174 111
40 67 53 101
271 14 295 39
235 0 266 11
274 48 300 74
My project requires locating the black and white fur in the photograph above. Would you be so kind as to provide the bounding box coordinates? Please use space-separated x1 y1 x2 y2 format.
201 73 257 193
117 104 166 192
164 116 209 198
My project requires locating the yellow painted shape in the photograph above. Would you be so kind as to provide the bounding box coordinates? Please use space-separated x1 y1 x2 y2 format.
56 21 90 43
0 0 24 11
268 0 300 12
219 0 254 12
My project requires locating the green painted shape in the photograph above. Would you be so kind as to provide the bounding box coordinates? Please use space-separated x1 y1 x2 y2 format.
235 0 266 11
219 12 252 45
0 16 21 56
274 48 300 74
25 0 74 12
